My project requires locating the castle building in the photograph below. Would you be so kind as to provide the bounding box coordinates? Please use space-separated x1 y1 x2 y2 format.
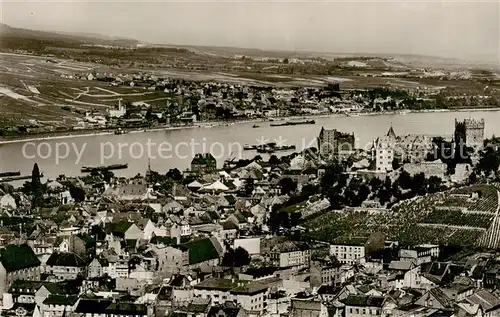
454 118 484 153
191 153 217 173
373 126 433 172
373 126 398 172
317 127 355 158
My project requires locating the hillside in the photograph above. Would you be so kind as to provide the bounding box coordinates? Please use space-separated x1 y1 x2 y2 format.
0 23 139 47
304 184 500 249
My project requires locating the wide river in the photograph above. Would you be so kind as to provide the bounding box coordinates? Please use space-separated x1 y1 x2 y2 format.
0 110 499 183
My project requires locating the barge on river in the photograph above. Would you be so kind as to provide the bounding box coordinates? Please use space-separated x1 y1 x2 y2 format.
81 164 128 173
270 119 315 127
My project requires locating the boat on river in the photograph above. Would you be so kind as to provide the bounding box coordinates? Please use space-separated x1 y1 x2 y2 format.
0 171 21 178
81 164 128 173
270 119 315 127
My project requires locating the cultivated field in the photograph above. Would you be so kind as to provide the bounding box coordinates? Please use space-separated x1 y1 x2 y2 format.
304 184 500 248
0 53 171 126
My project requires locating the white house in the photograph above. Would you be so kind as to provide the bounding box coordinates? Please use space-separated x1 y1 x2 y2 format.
0 193 16 209
330 243 366 265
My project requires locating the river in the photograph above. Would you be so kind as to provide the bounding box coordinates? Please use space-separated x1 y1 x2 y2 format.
0 110 498 183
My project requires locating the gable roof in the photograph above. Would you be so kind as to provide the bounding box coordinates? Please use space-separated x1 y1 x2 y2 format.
388 260 415 271
466 290 500 312
342 295 385 307
222 221 238 230
0 244 40 272
105 302 147 315
187 180 203 188
223 195 237 205
106 221 133 237
75 299 113 314
43 294 78 306
426 288 455 310
9 280 62 295
181 238 220 265
207 306 243 317
46 252 86 267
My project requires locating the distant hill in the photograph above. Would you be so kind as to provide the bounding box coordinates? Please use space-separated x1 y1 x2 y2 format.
0 23 139 47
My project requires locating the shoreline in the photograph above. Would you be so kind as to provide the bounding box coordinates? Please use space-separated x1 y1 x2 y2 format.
0 107 498 145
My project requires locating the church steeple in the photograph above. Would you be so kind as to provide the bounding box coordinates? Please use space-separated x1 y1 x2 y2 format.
145 158 152 184
387 124 396 138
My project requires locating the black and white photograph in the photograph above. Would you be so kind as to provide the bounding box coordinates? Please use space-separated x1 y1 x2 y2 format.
0 1 499 316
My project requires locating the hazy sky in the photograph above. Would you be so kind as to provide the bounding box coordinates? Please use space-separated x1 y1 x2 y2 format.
1 0 499 62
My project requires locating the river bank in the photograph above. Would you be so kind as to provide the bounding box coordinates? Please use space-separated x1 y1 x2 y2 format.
0 107 498 145
2 109 499 181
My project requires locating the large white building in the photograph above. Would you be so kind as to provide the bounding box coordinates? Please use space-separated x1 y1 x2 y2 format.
193 278 268 313
268 241 311 269
330 243 366 265
343 295 384 317
373 126 397 172
373 126 433 172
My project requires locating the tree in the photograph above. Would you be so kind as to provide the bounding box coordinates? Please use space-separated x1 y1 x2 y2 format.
326 187 345 209
222 247 251 267
290 212 301 228
253 155 263 162
145 108 154 122
31 163 43 208
243 178 255 197
469 171 477 184
301 184 318 198
411 173 427 196
427 176 443 194
102 170 114 183
376 176 393 206
398 170 412 190
268 209 293 233
477 148 500 177
269 155 280 166
369 177 383 192
377 188 392 206
69 186 86 203
279 177 297 195
90 225 106 240
320 163 345 192
391 158 401 170
166 168 183 181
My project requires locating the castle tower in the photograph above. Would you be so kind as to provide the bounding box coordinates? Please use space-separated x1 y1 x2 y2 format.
454 118 484 152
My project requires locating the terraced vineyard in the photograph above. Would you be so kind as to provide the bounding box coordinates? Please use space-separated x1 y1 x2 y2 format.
421 209 494 229
303 184 500 248
395 225 485 246
434 184 498 213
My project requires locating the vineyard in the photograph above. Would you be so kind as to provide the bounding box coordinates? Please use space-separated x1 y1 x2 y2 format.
434 185 498 213
420 209 494 229
303 184 500 248
395 226 485 246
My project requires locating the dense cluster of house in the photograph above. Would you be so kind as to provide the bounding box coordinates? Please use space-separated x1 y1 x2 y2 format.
0 117 498 317
78 74 395 131
1 199 500 317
